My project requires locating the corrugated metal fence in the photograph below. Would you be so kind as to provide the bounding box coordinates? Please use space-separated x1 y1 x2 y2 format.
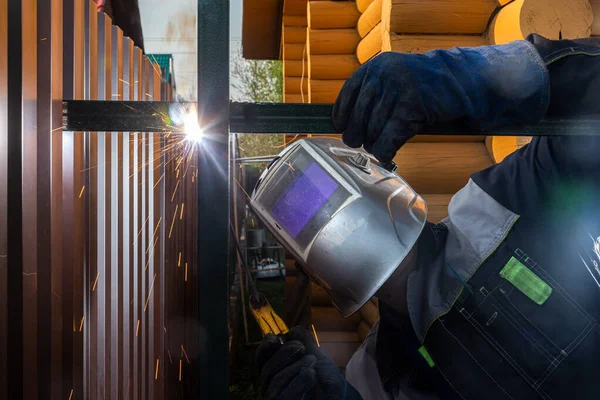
0 0 199 398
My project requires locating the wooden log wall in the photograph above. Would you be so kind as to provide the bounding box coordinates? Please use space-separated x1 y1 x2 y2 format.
0 0 198 399
283 0 309 106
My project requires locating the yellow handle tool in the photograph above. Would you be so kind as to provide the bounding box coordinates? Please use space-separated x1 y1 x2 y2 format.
249 292 289 336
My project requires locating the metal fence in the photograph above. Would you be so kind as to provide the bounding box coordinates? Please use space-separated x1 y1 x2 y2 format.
0 0 199 398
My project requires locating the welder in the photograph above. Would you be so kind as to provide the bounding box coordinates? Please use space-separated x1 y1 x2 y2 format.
253 34 600 399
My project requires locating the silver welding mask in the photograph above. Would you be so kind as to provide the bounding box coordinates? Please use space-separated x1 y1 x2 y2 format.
250 137 427 317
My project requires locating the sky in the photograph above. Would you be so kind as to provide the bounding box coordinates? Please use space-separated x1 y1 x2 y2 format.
138 0 244 100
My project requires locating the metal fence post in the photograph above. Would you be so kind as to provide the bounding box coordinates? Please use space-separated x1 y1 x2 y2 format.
197 0 230 397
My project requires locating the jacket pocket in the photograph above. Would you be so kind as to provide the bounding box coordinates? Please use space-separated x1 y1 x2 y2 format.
458 248 594 385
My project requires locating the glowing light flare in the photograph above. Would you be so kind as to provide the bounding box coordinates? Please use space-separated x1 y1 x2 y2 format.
183 104 204 144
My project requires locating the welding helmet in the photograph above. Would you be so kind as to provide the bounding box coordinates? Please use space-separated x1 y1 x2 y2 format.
250 137 427 317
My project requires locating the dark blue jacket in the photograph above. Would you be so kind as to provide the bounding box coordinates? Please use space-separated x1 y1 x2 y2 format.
373 35 600 400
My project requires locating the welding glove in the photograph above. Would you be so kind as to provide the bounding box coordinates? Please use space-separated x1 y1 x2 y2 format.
332 41 550 163
256 326 362 400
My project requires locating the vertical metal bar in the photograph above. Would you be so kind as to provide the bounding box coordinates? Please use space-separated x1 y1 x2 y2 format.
152 64 164 399
111 23 124 400
50 0 65 394
85 1 100 396
197 0 230 397
36 0 53 393
0 0 10 398
136 46 144 400
146 59 155 400
21 0 39 398
71 0 85 396
141 55 149 400
61 0 76 398
95 12 111 399
122 36 134 400
133 44 142 400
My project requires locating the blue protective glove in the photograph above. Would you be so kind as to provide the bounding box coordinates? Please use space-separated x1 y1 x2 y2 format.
332 41 550 163
256 326 363 400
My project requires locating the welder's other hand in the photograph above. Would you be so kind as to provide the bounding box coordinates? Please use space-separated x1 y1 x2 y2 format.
332 41 550 164
256 326 363 399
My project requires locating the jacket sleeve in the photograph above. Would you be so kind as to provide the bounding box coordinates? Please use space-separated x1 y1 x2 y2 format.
472 34 600 218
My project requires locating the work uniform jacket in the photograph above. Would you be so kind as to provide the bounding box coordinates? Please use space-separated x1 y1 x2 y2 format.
346 35 600 400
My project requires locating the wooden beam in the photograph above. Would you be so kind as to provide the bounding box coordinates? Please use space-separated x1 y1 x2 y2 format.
390 34 488 53
358 320 371 342
357 0 376 13
484 136 532 163
284 25 307 43
309 28 361 54
312 306 362 331
320 342 361 368
489 0 593 44
310 54 360 79
284 42 306 60
317 331 360 343
309 79 346 103
356 21 384 64
284 0 308 15
284 93 307 103
592 0 600 36
359 300 379 327
421 194 452 223
284 76 309 93
357 0 382 38
389 0 497 34
392 143 493 193
283 14 308 27
308 1 361 29
284 59 308 77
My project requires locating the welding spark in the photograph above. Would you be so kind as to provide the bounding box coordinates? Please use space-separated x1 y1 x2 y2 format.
144 273 157 312
169 205 179 238
136 320 140 336
167 349 173 364
171 180 180 202
180 203 185 220
185 263 188 282
178 252 182 267
91 272 100 291
155 358 160 380
179 360 183 382
78 186 85 198
68 389 73 400
311 324 320 347
79 316 85 332
181 345 191 364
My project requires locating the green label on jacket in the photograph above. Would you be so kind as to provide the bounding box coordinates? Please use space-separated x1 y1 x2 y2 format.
500 256 552 305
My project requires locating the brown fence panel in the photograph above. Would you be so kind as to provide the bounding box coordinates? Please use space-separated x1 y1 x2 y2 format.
0 0 199 398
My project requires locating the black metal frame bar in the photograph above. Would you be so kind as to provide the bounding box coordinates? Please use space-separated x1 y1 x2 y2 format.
196 0 230 398
63 100 600 136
